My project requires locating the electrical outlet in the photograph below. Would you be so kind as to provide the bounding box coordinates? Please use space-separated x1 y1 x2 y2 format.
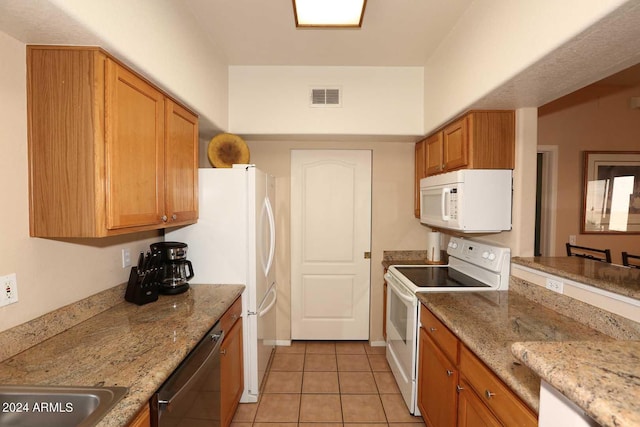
569 235 576 245
122 248 131 268
0 273 18 307
545 278 564 294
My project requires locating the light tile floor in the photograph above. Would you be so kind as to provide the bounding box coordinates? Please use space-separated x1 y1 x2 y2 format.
231 341 426 426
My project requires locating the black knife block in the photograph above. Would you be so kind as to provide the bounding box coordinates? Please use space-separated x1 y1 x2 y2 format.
125 267 159 305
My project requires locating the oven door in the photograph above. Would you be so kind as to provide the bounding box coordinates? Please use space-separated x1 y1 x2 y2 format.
385 273 420 415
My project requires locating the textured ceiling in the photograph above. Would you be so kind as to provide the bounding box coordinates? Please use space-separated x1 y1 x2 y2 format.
472 1 640 113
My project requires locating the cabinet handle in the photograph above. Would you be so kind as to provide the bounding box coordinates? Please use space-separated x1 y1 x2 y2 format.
446 370 454 377
161 215 168 222
172 214 177 220
485 390 495 399
220 349 227 355
456 385 464 393
429 327 437 332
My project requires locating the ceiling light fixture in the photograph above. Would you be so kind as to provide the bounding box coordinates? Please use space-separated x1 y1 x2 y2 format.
293 0 367 28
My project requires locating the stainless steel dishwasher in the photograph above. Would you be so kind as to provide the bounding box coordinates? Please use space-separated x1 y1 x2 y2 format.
151 322 223 427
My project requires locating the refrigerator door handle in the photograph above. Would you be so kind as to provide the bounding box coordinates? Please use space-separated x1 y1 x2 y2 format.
258 284 277 318
264 196 276 277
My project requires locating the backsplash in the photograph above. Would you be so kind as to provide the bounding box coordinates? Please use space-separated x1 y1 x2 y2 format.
509 277 640 340
0 283 127 362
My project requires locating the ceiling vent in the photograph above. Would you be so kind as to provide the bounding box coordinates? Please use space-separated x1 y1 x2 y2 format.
310 87 341 107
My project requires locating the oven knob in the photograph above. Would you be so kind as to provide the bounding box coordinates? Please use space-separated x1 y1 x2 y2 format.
488 253 497 261
482 251 489 259
450 242 458 249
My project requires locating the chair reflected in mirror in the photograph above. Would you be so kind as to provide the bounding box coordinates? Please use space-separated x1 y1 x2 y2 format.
622 252 640 269
565 243 612 263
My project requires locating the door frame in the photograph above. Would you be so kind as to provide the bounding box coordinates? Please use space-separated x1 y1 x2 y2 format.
536 145 559 256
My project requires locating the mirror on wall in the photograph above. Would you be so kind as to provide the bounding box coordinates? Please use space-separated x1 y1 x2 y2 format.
582 151 640 234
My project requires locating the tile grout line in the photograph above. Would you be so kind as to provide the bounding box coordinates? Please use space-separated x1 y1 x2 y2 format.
234 341 421 425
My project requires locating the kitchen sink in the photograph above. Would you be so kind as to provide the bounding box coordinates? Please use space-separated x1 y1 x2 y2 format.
0 384 128 427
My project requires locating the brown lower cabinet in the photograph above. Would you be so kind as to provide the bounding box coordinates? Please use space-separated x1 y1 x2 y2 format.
221 309 244 427
457 378 501 427
418 327 458 427
126 405 151 427
418 303 537 427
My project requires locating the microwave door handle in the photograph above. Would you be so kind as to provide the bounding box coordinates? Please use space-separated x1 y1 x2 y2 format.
441 188 451 220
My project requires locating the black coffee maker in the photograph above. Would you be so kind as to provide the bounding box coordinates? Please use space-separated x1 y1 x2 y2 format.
150 242 194 294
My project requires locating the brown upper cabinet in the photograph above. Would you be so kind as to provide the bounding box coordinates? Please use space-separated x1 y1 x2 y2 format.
414 111 514 218
414 139 427 217
27 46 198 237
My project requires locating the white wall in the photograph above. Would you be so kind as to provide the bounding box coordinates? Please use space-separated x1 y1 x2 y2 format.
1 0 229 136
0 31 160 332
538 82 640 264
423 0 631 132
229 66 423 136
477 108 538 256
245 140 430 344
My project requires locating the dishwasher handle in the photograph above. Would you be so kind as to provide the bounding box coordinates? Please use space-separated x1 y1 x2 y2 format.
156 324 224 410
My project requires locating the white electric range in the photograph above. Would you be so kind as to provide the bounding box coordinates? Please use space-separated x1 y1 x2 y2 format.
384 236 511 415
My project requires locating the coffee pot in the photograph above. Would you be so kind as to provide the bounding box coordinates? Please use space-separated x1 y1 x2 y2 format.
150 242 194 294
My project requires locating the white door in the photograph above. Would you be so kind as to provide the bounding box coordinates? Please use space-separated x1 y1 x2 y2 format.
291 150 372 340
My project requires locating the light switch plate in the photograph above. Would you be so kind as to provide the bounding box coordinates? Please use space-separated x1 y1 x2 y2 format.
122 248 131 268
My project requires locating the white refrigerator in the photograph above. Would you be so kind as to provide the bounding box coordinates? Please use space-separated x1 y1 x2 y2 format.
165 165 277 403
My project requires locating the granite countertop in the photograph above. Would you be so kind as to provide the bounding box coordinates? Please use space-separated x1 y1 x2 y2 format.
0 284 244 427
512 340 640 427
382 250 446 269
416 291 612 413
512 256 640 299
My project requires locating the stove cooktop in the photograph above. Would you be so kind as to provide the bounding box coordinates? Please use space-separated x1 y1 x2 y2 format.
393 266 491 289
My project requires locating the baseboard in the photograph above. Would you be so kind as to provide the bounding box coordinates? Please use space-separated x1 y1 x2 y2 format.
273 339 386 347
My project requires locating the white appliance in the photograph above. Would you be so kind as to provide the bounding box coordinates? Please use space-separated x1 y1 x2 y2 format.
384 237 510 415
165 165 277 403
420 169 512 232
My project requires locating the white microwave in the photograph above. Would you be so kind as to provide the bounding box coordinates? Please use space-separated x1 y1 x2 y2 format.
420 169 512 233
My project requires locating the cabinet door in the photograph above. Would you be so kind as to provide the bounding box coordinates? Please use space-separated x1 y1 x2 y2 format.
418 327 458 427
165 100 198 223
105 59 165 230
442 117 468 171
425 132 444 176
415 139 426 217
27 47 105 237
221 318 244 427
126 404 151 427
457 378 502 427
460 346 537 427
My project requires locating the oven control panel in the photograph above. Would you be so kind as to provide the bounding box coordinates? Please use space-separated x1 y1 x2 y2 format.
447 237 510 273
